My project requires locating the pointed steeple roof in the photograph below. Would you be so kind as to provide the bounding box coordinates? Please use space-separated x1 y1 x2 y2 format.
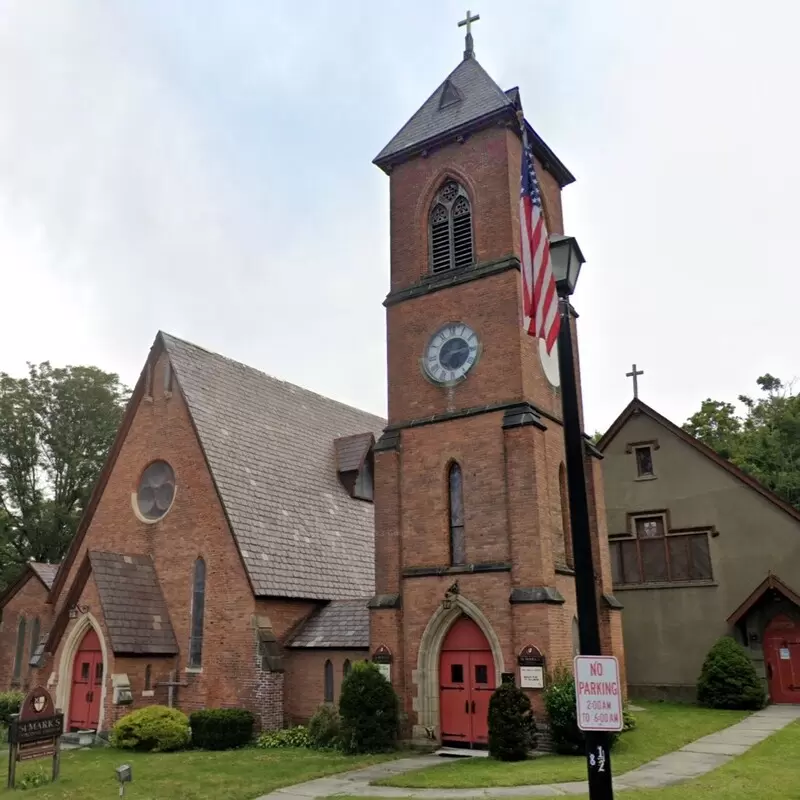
374 57 513 169
373 57 575 187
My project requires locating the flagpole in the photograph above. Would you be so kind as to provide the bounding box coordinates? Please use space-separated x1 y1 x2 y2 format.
517 108 615 800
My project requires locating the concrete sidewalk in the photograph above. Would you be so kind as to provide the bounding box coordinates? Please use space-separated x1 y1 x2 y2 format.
255 705 800 799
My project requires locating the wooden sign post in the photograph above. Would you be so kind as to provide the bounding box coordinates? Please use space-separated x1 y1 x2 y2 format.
7 686 64 789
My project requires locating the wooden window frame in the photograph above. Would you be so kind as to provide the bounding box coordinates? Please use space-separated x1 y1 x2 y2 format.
634 445 655 478
428 181 474 274
324 659 334 703
448 462 466 566
610 512 713 586
188 557 206 669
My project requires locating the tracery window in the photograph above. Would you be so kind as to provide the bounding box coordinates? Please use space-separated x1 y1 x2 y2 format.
430 181 474 273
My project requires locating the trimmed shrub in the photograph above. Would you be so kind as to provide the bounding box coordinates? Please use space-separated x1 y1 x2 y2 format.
338 661 399 754
0 690 24 727
189 708 255 750
488 679 537 761
308 704 341 749
257 725 311 749
697 636 766 710
111 705 191 752
543 666 632 755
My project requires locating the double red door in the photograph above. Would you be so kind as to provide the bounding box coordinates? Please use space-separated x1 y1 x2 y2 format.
68 628 104 731
765 615 800 704
439 617 496 747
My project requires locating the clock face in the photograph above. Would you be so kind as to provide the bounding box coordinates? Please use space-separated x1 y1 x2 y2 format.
422 323 480 386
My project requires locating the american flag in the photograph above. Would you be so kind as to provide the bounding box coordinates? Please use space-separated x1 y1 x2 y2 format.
519 127 559 354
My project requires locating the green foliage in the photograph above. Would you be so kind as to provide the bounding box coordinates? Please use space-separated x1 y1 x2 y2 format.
111 705 191 752
0 361 129 590
0 689 24 726
189 708 255 750
256 725 311 748
15 766 50 790
487 679 537 761
338 661 399 754
683 375 800 510
697 636 766 710
542 666 631 755
308 704 341 749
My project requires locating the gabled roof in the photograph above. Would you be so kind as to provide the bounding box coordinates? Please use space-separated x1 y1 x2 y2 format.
30 563 59 590
727 572 800 625
161 333 384 600
46 551 178 657
373 57 575 187
0 562 59 609
598 398 800 525
287 598 370 649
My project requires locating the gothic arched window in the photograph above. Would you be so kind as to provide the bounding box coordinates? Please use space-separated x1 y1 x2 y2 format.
324 659 334 703
429 180 474 274
343 659 352 678
13 617 26 683
559 463 573 569
29 617 40 661
189 557 206 668
449 462 466 565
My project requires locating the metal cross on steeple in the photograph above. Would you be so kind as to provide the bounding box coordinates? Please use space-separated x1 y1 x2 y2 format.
458 9 480 60
626 364 644 399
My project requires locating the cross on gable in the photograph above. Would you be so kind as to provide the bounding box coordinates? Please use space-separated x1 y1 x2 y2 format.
626 364 644 399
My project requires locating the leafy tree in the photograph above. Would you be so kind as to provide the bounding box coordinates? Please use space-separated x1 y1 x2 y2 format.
0 362 128 589
488 678 537 760
683 374 800 510
338 661 398 753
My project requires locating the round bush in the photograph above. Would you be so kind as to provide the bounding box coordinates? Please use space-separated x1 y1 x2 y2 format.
308 704 341 749
488 679 537 761
111 705 191 752
338 661 399 754
257 725 310 749
697 636 766 710
189 708 255 750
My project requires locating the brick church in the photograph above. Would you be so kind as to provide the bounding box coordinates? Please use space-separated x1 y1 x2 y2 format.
0 29 623 746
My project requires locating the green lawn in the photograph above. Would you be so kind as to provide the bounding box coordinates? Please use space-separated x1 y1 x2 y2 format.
376 702 749 788
0 746 398 800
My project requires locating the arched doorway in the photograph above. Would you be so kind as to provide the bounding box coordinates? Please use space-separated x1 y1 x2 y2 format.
439 615 495 748
764 614 800 704
68 628 104 731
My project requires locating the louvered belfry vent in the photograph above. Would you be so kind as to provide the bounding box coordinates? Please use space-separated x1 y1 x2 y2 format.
428 180 474 274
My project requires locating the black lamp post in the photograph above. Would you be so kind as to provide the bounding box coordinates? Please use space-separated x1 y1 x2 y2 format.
550 233 615 800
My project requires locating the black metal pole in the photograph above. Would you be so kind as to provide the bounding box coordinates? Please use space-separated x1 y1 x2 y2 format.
556 294 614 800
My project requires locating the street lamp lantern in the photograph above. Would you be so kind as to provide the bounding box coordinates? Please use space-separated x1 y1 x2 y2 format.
549 234 585 297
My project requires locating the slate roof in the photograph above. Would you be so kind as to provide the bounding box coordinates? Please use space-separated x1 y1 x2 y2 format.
334 433 374 474
89 551 178 655
30 562 59 589
287 599 370 649
374 56 513 166
161 333 385 601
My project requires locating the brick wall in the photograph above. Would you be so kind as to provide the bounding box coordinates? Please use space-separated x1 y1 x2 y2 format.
283 649 368 725
0 573 52 692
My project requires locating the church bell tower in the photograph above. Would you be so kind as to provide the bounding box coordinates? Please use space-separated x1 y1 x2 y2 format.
368 16 624 746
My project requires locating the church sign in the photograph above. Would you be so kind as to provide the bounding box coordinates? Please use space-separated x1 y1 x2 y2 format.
7 686 63 788
372 645 393 682
518 645 546 689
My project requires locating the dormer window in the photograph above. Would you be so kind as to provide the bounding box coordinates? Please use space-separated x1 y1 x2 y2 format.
334 433 375 502
429 181 474 274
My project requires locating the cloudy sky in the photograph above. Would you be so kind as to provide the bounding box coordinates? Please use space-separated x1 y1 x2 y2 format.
1 1 797 433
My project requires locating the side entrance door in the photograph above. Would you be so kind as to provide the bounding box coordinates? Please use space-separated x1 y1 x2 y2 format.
68 628 104 731
439 616 496 748
765 614 800 704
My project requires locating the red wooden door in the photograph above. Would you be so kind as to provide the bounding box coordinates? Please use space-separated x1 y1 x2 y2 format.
765 615 800 704
468 651 496 745
68 629 104 731
439 616 495 747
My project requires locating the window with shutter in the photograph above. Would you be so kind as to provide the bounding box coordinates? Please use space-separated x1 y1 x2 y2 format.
429 181 474 273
